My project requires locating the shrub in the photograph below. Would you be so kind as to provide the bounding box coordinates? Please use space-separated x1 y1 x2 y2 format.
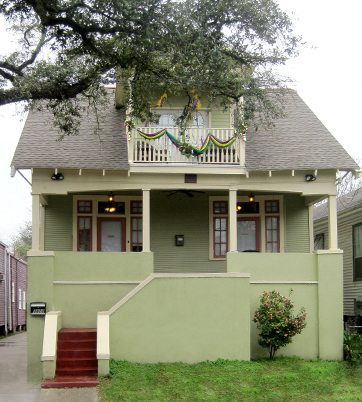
253 290 307 359
344 331 362 363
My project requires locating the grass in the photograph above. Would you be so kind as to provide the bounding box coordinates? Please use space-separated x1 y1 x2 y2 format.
98 357 362 402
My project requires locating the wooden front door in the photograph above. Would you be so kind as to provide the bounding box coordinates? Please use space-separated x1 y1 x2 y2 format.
97 218 126 252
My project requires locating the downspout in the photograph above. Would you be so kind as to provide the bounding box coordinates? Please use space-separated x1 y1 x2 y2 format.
4 247 7 335
8 253 12 332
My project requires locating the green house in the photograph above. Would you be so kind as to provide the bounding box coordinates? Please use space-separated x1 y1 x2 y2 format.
11 86 359 385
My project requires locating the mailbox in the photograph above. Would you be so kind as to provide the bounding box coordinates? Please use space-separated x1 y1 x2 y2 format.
30 302 46 316
175 235 184 246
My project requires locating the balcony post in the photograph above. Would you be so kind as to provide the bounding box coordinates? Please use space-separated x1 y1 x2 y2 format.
32 194 40 251
229 189 237 252
142 189 151 252
128 129 134 163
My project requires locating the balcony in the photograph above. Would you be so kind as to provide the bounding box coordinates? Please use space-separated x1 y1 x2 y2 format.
128 127 245 165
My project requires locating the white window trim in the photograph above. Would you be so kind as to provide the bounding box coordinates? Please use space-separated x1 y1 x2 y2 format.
209 195 284 259
23 291 26 310
18 289 22 310
12 282 14 303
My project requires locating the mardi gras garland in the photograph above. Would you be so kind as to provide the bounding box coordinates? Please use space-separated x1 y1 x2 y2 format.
137 128 242 156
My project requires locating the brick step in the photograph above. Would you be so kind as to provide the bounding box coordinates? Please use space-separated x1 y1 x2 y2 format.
57 349 96 359
42 375 99 389
58 328 97 341
56 358 98 370
57 339 96 350
56 367 98 376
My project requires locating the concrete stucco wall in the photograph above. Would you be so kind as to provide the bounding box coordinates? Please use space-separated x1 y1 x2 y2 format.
108 274 251 363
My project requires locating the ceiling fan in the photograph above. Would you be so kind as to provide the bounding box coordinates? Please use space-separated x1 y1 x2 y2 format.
164 190 205 197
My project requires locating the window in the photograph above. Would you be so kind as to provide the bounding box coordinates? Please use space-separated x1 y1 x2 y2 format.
237 202 259 214
314 233 324 250
214 217 228 258
131 201 143 214
23 291 26 310
214 201 228 214
131 217 143 252
265 216 279 253
98 202 125 214
152 110 209 128
78 216 92 251
353 223 362 280
18 289 22 310
77 200 92 213
12 282 14 303
265 200 279 213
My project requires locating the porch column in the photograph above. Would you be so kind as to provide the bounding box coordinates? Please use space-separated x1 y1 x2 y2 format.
309 205 314 253
32 194 40 251
328 194 338 250
229 189 237 253
142 189 151 252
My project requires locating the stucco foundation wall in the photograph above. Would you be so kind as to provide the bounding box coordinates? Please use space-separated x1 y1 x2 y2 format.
227 252 343 360
27 251 154 383
109 275 250 363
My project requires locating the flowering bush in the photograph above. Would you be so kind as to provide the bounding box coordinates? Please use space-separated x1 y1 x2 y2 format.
253 290 307 359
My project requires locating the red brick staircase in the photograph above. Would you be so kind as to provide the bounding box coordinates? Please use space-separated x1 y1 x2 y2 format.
42 328 99 388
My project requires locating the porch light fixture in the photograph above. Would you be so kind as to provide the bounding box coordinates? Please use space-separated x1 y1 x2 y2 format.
237 205 242 211
105 192 116 213
249 192 255 203
305 174 316 182
51 173 64 180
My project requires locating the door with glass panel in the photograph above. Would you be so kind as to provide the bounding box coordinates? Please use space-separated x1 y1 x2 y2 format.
97 218 126 252
237 218 260 252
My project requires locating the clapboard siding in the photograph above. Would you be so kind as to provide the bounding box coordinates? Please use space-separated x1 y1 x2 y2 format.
44 195 73 251
0 243 5 326
284 194 310 253
151 192 226 273
314 211 362 316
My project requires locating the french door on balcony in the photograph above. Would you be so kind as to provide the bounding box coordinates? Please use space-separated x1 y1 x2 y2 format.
237 218 261 252
97 218 126 252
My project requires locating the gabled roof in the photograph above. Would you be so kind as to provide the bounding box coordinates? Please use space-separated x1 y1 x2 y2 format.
246 90 359 172
314 187 362 221
11 89 129 171
11 88 358 172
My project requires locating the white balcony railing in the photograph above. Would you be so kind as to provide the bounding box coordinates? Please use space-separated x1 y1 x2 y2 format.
129 127 245 165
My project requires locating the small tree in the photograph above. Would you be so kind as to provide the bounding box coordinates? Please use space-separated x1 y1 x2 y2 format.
9 221 32 261
253 290 307 359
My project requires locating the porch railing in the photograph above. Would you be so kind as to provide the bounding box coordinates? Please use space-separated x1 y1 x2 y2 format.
129 127 245 165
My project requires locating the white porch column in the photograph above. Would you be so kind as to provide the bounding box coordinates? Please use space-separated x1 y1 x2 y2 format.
328 194 338 250
229 189 237 253
142 189 151 252
309 205 314 253
32 194 40 251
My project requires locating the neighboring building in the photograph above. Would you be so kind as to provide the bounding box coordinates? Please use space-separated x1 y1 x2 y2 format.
0 241 27 335
314 188 362 319
11 86 360 385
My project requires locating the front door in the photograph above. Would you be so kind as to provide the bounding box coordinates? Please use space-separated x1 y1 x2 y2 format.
97 218 126 252
237 218 260 252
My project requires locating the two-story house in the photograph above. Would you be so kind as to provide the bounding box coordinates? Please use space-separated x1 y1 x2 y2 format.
11 85 359 387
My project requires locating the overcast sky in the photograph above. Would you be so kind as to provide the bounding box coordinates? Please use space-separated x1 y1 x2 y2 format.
0 0 361 243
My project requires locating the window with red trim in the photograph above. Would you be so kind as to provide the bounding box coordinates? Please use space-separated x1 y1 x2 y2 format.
214 217 228 258
78 216 92 251
265 200 279 213
131 201 143 214
213 201 228 214
77 200 92 213
131 217 143 252
265 216 279 253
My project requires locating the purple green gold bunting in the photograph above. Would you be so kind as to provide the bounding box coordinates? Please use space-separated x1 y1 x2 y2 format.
137 129 238 155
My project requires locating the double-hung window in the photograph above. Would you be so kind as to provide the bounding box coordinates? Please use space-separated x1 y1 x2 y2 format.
353 223 362 280
213 202 228 258
265 201 280 253
131 201 143 252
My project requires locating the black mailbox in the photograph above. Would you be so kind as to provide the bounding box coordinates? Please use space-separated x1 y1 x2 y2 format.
30 302 46 316
175 235 184 246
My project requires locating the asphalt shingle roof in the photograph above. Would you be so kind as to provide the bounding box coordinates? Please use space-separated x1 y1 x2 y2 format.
246 90 358 171
11 89 129 170
11 88 358 172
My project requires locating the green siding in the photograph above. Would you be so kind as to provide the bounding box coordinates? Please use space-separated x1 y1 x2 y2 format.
284 194 310 253
151 192 226 273
44 195 73 251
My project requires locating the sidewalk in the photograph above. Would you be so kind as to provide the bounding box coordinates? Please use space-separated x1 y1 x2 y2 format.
0 332 98 402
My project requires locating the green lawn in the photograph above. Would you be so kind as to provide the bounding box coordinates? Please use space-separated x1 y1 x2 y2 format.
98 357 362 401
